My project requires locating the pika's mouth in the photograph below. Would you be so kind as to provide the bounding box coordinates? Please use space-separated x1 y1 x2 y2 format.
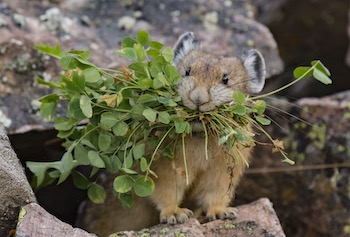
190 119 205 133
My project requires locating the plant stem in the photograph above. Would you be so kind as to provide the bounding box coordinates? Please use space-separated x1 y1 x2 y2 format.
146 126 174 177
251 63 319 100
67 125 99 153
249 117 295 165
201 119 209 160
182 133 189 185
235 146 249 167
123 124 142 168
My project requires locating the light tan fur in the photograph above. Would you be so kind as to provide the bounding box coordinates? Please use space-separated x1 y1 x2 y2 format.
79 32 265 236
80 136 250 236
176 49 252 112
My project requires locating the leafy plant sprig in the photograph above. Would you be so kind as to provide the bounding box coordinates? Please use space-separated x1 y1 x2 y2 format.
27 30 331 205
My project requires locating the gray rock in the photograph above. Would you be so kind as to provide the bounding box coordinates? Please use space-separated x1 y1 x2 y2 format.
12 13 26 29
16 203 97 237
39 7 65 35
200 198 285 237
117 15 137 31
106 198 285 237
18 201 286 237
254 0 350 98
0 125 36 236
237 90 350 237
0 0 283 134
0 16 8 28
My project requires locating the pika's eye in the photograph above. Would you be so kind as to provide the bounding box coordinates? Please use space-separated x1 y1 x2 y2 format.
222 74 229 85
185 67 191 76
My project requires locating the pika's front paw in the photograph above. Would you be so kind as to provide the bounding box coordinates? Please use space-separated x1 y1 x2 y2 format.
160 207 193 224
206 206 238 221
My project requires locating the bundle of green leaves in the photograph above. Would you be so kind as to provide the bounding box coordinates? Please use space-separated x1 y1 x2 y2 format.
28 31 331 204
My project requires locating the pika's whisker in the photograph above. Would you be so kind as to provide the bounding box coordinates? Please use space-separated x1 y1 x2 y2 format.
266 104 313 127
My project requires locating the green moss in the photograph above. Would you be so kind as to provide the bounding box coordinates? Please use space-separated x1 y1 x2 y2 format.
159 227 169 234
223 220 236 230
300 106 310 118
174 230 187 237
337 144 345 153
246 39 254 47
307 124 326 150
293 121 307 130
6 53 33 73
16 208 27 226
346 102 350 110
243 221 257 235
283 137 305 163
344 225 350 234
109 232 127 237
137 228 151 237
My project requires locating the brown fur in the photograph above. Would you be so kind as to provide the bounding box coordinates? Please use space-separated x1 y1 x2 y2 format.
80 135 250 236
177 50 250 92
79 34 265 236
176 50 252 113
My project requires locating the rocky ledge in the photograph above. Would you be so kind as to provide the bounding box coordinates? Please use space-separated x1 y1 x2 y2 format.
15 198 285 237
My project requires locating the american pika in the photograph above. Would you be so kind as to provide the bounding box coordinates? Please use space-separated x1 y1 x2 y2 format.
79 32 266 236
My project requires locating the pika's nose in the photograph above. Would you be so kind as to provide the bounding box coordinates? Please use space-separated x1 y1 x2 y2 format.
189 86 210 107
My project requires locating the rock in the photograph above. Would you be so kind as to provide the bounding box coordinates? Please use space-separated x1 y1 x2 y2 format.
0 125 36 236
16 203 97 237
0 110 11 127
250 0 287 24
109 219 205 237
9 129 88 226
117 15 137 31
0 11 62 134
346 5 350 67
12 13 26 29
0 0 285 235
200 198 285 237
0 3 115 134
236 90 350 237
39 7 65 35
0 0 283 134
253 0 350 98
106 198 285 237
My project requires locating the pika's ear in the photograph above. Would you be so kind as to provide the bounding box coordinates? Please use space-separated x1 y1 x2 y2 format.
239 49 266 93
173 32 201 65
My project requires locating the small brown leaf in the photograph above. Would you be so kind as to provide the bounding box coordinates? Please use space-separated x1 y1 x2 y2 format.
114 66 133 82
64 68 83 80
99 94 117 107
272 139 284 153
64 70 73 80
175 108 189 118
120 66 133 77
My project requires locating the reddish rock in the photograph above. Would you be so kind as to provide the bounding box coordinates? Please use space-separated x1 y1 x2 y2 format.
200 198 285 237
16 203 97 237
237 90 350 237
0 0 283 134
107 198 285 237
0 125 36 236
14 198 284 237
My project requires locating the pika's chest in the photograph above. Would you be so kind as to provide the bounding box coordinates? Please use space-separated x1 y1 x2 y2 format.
175 134 228 172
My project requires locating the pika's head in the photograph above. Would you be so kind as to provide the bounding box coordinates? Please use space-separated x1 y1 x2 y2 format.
173 32 266 112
